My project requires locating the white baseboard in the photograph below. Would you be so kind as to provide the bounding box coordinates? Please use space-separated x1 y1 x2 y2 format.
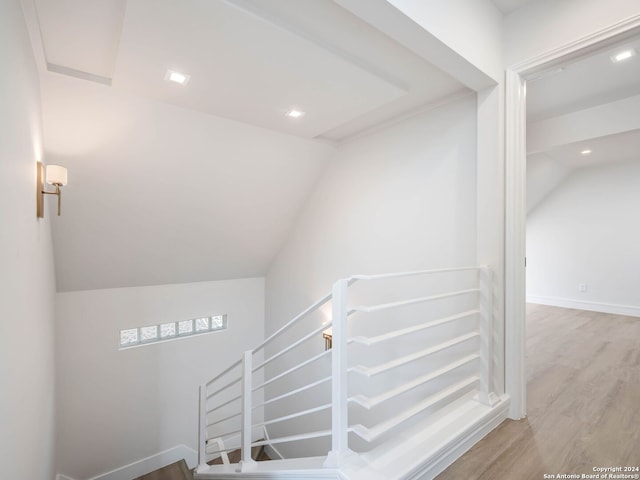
408 395 511 480
527 295 640 318
75 444 198 480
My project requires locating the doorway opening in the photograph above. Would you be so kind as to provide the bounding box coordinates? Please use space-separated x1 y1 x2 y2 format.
504 14 640 427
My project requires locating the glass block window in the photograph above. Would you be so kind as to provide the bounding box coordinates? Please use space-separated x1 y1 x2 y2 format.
160 322 176 338
195 317 209 332
119 314 227 349
211 315 224 329
178 320 193 335
140 325 158 342
120 328 138 347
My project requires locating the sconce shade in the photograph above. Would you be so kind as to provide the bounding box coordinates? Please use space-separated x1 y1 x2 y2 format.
46 165 68 186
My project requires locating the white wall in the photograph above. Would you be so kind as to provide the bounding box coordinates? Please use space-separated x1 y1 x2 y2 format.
267 94 477 314
527 160 640 316
55 277 264 479
264 94 478 457
504 0 640 65
526 153 571 213
0 1 57 479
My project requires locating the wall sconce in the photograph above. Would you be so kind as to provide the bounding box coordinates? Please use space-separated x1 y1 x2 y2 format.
37 161 68 217
323 327 333 350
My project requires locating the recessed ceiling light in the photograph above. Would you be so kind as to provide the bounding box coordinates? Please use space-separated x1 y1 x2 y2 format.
611 49 636 63
581 149 592 155
164 69 191 86
285 109 305 119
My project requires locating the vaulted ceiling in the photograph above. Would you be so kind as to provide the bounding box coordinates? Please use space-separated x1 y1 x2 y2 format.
23 0 470 291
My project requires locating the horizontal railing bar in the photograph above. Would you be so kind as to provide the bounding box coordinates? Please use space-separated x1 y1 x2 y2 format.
350 331 479 377
205 359 242 388
252 349 331 392
351 309 479 346
350 376 480 442
252 323 330 372
206 395 241 414
350 354 480 409
253 403 332 428
349 288 479 315
204 446 240 456
250 430 332 447
207 377 242 400
348 266 482 283
253 376 331 410
206 410 242 428
206 428 241 440
252 292 332 354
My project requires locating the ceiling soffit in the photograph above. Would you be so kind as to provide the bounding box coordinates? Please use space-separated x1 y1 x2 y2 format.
112 0 407 139
34 0 126 83
32 0 466 141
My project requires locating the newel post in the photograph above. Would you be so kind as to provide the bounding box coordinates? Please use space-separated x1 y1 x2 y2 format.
238 350 257 472
324 278 351 468
475 266 499 407
197 384 208 473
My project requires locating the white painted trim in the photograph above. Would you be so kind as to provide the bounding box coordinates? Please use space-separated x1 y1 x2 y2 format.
511 15 640 74
504 14 640 423
527 296 640 318
194 457 339 479
334 89 474 145
84 444 198 480
406 396 510 479
504 68 527 421
46 62 112 85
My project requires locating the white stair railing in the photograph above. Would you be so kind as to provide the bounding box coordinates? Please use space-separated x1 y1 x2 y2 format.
324 278 350 467
196 266 497 475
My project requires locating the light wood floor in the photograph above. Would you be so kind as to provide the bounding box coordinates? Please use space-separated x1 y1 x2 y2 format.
437 304 640 480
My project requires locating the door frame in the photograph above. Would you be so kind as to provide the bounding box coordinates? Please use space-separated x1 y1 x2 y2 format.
504 15 640 420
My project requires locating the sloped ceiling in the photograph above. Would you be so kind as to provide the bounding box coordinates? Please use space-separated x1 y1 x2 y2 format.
24 0 469 291
527 36 640 122
42 74 334 292
526 34 640 213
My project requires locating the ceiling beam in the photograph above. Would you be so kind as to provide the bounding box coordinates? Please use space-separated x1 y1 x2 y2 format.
334 0 499 91
527 93 640 153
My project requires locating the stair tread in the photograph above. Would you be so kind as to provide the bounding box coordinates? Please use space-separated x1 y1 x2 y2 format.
133 459 193 480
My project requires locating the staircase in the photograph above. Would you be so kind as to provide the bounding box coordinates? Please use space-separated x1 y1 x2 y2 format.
194 267 509 479
134 460 193 480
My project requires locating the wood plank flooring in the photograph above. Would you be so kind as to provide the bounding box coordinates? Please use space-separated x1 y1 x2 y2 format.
436 304 640 480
